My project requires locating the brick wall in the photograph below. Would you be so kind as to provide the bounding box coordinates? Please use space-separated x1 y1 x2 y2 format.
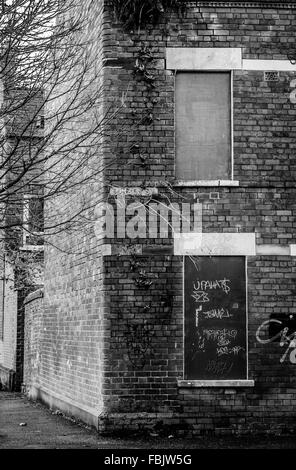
32 0 108 426
100 254 296 436
0 78 44 390
94 1 296 434
40 0 296 434
0 260 17 390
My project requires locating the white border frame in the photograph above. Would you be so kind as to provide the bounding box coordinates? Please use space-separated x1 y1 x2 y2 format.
180 255 254 387
230 69 234 181
22 194 44 251
174 71 234 184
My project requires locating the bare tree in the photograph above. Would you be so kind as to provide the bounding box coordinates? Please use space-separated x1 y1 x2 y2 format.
0 0 130 289
0 1 131 246
0 0 188 290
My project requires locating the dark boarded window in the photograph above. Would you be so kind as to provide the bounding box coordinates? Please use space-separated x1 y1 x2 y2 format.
175 72 232 181
184 256 247 380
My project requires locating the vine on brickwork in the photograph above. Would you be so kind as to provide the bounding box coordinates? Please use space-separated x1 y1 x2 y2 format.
130 256 156 288
130 44 159 168
134 270 154 288
129 254 142 271
110 0 184 30
121 256 175 368
133 44 157 128
126 318 155 368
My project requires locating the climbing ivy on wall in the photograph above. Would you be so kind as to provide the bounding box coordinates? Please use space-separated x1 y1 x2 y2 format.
110 0 184 30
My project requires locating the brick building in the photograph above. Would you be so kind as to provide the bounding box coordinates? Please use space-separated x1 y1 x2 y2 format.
0 81 44 391
24 0 296 435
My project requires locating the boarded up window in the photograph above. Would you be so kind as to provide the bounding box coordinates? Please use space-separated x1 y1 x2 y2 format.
176 72 231 180
184 256 247 380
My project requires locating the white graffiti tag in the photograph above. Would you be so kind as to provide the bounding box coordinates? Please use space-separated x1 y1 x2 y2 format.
256 319 296 364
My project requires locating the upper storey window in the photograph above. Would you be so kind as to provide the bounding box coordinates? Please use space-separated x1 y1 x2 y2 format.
175 72 232 181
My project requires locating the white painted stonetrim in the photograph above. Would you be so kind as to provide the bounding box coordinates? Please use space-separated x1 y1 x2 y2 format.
165 48 296 73
243 59 296 72
178 380 254 388
103 243 296 257
174 233 256 256
173 180 239 187
256 245 290 256
166 48 242 70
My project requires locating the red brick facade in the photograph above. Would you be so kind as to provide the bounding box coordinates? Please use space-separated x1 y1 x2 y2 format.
24 0 296 435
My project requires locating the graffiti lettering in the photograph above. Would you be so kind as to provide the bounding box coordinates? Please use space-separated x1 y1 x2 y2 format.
203 308 231 320
193 278 231 294
195 306 202 327
217 345 244 357
203 328 237 342
191 290 209 303
256 319 296 364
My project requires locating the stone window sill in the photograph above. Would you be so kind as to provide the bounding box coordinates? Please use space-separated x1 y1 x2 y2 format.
178 380 254 388
173 180 239 187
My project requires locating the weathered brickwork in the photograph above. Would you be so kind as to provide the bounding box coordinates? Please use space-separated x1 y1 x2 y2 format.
24 0 108 425
99 254 296 435
96 1 296 434
0 261 17 390
25 0 296 434
0 84 44 391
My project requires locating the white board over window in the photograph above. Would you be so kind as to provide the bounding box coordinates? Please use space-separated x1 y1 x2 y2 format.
175 72 232 181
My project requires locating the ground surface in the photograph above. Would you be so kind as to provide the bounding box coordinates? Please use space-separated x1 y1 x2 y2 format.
0 392 296 449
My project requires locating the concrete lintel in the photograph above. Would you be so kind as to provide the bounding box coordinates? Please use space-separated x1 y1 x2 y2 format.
256 245 290 256
243 59 296 71
166 47 242 70
174 233 256 256
165 48 296 73
290 245 296 256
178 380 254 388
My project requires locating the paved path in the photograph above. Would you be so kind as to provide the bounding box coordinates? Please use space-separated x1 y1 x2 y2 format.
0 392 100 449
1 392 296 449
